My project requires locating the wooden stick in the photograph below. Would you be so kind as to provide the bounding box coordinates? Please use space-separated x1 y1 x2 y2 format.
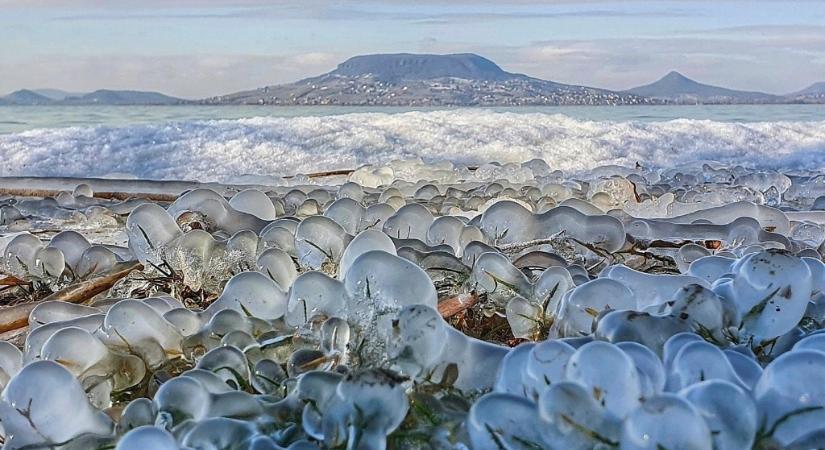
0 261 142 334
438 292 479 318
0 187 178 202
0 276 26 287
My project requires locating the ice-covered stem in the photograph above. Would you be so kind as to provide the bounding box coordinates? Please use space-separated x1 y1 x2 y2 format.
495 231 566 255
388 304 509 392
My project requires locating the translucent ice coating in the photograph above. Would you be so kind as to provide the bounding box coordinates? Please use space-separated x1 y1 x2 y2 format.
426 215 484 255
382 203 434 241
47 230 91 272
480 201 626 252
344 250 437 310
565 341 642 419
229 188 282 220
116 426 178 450
294 215 351 270
163 229 229 291
301 368 409 450
680 380 758 450
713 250 812 339
14 159 825 449
388 305 508 391
625 216 788 246
0 361 114 449
620 394 712 450
470 251 533 301
285 271 347 326
167 188 268 234
0 341 22 389
467 393 546 450
478 342 659 449
75 244 120 279
600 264 710 310
0 204 24 225
101 299 184 368
553 278 635 337
126 203 183 265
206 271 288 321
323 197 366 235
337 229 396 279
754 350 825 446
257 247 298 289
41 326 146 408
2 232 43 277
671 201 790 234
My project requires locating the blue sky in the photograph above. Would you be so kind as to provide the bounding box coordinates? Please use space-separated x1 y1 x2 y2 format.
1 0 824 98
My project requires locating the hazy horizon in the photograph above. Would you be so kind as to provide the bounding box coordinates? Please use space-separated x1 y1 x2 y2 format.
2 1 825 98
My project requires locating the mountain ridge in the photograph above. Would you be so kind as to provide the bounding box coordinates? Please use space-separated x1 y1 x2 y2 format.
3 54 824 105
0 89 187 105
788 82 825 102
209 53 650 106
624 71 782 104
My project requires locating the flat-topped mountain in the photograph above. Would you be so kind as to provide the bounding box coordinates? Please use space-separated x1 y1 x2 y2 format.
328 53 521 82
209 53 652 106
625 71 781 104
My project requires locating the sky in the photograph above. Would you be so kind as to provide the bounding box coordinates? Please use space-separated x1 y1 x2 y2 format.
1 0 824 99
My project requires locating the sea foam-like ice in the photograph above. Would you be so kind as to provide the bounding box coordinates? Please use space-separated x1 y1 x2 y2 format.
2 111 825 180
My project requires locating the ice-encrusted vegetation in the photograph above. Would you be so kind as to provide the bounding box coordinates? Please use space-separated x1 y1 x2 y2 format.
2 159 825 449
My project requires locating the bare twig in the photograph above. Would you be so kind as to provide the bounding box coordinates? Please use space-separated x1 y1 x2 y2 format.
496 232 566 255
0 261 142 333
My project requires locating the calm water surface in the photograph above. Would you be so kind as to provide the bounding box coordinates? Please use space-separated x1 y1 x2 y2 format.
1 104 824 134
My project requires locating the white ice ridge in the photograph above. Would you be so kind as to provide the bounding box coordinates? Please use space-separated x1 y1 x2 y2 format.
2 110 825 181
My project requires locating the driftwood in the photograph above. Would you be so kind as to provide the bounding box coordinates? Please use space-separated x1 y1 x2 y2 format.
0 261 142 334
438 292 480 318
285 169 356 180
0 187 178 202
0 166 481 203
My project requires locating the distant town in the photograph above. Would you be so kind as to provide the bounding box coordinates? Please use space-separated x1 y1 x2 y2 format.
2 53 824 106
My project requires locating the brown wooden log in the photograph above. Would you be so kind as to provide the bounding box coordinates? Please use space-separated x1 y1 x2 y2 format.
0 187 178 202
287 166 479 180
438 292 479 318
0 261 142 334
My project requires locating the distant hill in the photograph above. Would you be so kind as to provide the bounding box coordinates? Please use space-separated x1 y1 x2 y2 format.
328 53 521 83
32 89 86 101
2 89 55 105
787 82 825 103
61 89 185 105
208 53 652 106
625 71 782 104
1 89 186 105
4 59 822 106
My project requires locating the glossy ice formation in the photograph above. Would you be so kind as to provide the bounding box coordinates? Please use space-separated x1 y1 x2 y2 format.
5 159 825 449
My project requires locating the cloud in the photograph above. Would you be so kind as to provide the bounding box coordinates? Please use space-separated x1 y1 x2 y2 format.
45 3 700 23
484 27 825 93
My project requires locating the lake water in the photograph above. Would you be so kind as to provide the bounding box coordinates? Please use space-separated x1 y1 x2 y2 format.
2 104 825 134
